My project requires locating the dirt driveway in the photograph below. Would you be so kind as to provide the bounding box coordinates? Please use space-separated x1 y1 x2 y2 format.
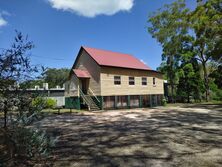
35 104 222 167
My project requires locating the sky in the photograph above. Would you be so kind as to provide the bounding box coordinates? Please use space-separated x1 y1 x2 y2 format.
0 0 196 70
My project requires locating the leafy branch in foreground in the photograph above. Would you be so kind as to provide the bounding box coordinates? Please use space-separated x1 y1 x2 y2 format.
0 31 54 166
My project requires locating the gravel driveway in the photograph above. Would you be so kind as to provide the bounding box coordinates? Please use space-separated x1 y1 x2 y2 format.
34 104 222 167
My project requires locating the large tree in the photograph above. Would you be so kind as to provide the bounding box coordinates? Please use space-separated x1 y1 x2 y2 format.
21 68 70 89
148 0 189 102
188 0 222 101
42 68 69 88
148 0 222 102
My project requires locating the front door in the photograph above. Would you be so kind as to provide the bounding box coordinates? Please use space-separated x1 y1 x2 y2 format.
81 79 88 94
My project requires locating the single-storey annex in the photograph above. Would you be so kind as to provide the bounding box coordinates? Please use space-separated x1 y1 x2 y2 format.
65 46 164 110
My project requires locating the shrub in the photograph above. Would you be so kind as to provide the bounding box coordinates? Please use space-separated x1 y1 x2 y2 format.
32 97 56 109
1 95 55 166
9 127 54 158
211 89 222 101
32 97 46 109
45 98 56 109
162 97 167 106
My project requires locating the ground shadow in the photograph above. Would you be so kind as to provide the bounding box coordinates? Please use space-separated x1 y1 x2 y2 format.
30 104 222 166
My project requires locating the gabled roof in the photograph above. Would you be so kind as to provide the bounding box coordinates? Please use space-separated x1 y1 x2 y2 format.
73 69 90 78
82 46 152 71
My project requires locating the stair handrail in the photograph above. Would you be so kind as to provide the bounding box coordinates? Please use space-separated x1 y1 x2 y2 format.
88 88 100 104
79 88 90 106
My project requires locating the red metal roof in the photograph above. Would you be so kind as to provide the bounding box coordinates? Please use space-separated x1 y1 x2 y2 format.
73 69 90 78
83 46 152 70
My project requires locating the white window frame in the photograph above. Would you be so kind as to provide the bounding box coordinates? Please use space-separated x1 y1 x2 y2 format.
114 76 121 85
129 76 135 86
142 77 147 86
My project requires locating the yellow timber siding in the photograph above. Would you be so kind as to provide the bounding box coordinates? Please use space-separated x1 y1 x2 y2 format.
100 67 164 96
75 50 101 95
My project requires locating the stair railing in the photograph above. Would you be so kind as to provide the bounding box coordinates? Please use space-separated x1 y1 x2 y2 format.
88 88 100 104
79 88 91 110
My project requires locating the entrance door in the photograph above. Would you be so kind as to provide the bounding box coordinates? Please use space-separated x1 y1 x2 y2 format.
81 79 88 94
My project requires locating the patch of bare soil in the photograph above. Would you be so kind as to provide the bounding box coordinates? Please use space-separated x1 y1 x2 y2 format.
18 104 222 166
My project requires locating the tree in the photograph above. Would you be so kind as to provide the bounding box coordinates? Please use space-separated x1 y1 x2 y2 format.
188 0 222 101
0 31 38 88
148 0 222 102
0 31 53 165
0 31 38 128
210 65 222 89
43 68 69 88
148 0 189 102
177 56 204 102
20 68 70 89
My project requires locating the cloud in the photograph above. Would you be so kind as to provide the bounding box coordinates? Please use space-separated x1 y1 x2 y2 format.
48 0 134 17
0 17 7 27
1 10 11 16
0 11 10 27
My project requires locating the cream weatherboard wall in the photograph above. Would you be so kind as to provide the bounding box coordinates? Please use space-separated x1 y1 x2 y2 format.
74 50 101 96
100 67 164 96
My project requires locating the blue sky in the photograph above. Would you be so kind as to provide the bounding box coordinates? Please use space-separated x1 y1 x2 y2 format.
0 0 195 70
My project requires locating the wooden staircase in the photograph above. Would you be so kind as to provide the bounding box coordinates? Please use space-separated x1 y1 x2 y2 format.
79 89 100 111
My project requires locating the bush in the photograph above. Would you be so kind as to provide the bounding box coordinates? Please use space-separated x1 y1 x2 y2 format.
45 98 56 109
1 95 55 166
211 89 222 101
32 97 46 108
11 127 54 158
32 97 56 109
162 97 167 106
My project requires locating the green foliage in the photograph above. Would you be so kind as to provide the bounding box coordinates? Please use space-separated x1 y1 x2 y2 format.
32 97 56 109
32 97 46 110
20 79 44 89
211 89 222 101
148 0 222 102
162 97 167 106
209 81 222 101
0 31 37 88
43 68 70 88
21 68 70 89
9 127 54 158
0 31 54 164
148 0 189 102
45 98 56 109
210 65 222 89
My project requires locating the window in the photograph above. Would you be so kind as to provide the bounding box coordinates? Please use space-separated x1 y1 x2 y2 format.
153 77 156 85
114 76 121 85
129 77 135 85
142 77 147 85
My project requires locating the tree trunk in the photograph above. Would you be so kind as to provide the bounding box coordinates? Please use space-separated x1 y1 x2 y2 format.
202 62 210 102
170 81 174 103
187 92 190 103
4 110 7 128
169 56 175 103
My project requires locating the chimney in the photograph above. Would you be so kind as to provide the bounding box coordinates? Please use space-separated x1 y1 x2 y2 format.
56 85 60 89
